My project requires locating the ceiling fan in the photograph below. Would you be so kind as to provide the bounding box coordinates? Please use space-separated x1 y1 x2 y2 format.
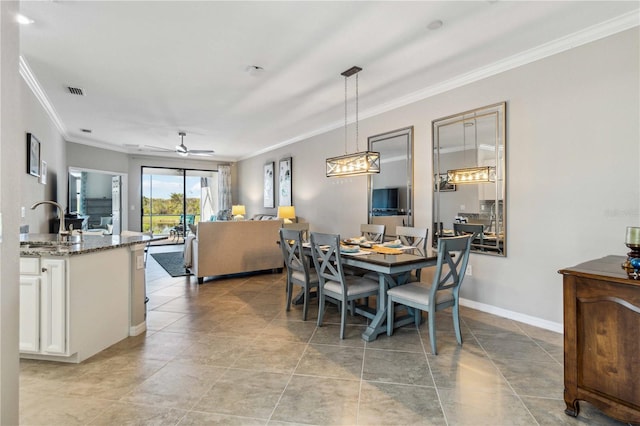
144 132 215 157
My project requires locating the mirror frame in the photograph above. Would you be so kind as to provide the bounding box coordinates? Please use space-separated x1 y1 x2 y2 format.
432 102 506 256
367 126 414 229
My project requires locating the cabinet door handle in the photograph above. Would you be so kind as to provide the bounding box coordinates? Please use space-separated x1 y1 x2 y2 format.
41 267 47 272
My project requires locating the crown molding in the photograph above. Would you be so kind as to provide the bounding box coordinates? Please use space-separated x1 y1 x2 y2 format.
243 10 639 160
19 56 68 137
20 10 638 162
361 10 640 121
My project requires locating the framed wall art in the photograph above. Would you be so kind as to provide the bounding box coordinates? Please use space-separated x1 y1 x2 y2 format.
434 173 456 192
27 133 41 177
263 161 275 208
39 160 48 185
278 157 292 206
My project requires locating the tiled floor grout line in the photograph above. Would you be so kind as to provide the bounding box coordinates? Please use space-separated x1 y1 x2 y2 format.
417 322 450 426
265 320 317 424
460 316 542 426
356 337 368 425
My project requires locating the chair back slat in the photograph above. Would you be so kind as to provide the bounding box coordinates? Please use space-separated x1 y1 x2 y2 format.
432 235 472 295
283 222 310 242
279 228 309 277
361 223 385 243
309 232 345 288
395 226 428 250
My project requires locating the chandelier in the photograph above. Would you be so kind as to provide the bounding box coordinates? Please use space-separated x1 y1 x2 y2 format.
326 66 380 178
447 119 495 184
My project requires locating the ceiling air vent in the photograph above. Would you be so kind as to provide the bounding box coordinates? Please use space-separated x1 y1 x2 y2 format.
67 86 85 96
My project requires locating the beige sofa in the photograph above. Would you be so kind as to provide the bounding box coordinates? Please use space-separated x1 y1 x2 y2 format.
190 220 283 283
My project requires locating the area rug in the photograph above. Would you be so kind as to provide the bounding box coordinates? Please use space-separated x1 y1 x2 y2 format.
150 251 191 277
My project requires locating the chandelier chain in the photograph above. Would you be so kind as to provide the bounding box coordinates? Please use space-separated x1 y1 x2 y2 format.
355 73 359 152
344 76 348 155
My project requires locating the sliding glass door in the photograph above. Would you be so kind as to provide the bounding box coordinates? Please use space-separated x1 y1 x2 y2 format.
142 167 218 237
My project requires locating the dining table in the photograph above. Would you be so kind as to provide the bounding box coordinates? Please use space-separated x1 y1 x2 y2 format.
301 240 440 342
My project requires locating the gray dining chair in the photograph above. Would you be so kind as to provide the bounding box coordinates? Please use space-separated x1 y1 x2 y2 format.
360 223 385 243
283 222 310 242
396 226 428 281
279 228 319 321
453 223 484 249
386 234 472 354
310 232 379 339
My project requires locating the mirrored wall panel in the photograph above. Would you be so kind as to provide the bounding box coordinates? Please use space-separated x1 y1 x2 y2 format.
432 102 506 256
368 126 413 239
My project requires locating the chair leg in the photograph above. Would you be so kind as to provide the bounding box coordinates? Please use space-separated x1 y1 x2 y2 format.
340 300 347 339
317 293 325 327
414 308 421 327
387 297 394 336
302 286 309 321
428 311 437 355
285 280 292 312
452 302 463 346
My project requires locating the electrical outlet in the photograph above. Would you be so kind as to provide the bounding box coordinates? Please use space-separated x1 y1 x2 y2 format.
21 206 26 218
136 255 144 270
460 204 466 211
467 264 473 276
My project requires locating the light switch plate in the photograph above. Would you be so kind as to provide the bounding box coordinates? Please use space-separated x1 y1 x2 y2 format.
136 255 144 270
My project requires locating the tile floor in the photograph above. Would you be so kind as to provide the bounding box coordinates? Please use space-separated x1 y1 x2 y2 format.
19 245 630 425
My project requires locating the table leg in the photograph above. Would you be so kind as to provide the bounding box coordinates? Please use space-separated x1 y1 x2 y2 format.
361 271 414 342
362 273 391 342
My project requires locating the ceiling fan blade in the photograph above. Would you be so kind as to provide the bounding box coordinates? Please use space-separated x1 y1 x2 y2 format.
189 149 215 155
143 145 174 152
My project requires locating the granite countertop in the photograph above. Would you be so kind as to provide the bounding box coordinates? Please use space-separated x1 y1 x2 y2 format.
20 233 167 257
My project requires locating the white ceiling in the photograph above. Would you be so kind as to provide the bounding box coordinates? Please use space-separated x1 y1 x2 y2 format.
19 1 638 162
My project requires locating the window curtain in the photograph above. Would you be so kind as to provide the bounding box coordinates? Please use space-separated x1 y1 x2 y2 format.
217 164 232 213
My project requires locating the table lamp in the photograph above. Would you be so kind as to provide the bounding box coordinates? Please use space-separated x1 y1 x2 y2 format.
277 206 296 224
232 205 246 221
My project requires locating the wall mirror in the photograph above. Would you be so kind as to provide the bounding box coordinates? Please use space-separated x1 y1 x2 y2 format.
432 102 506 256
368 126 413 239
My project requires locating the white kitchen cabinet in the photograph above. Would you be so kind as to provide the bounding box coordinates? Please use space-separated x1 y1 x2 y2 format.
40 258 67 354
19 257 67 356
19 274 40 352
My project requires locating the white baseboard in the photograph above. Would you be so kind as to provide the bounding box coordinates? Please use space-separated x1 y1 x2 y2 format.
129 321 146 336
459 298 563 334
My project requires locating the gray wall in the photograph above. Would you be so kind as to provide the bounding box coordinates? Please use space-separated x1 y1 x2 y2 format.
237 28 640 328
21 82 68 233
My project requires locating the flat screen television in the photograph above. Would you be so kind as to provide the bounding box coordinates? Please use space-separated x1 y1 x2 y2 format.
372 188 399 211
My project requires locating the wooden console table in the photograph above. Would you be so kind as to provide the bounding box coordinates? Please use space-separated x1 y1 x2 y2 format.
559 256 640 424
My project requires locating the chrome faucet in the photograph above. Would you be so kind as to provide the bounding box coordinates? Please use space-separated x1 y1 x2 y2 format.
31 200 67 242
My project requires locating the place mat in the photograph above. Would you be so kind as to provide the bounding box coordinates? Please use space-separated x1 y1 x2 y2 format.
371 245 403 255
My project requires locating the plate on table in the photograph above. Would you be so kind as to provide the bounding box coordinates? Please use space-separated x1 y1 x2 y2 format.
346 237 365 245
340 245 359 253
384 243 403 248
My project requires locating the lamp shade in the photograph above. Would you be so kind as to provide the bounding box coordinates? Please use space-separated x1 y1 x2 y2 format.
277 206 296 220
231 205 246 216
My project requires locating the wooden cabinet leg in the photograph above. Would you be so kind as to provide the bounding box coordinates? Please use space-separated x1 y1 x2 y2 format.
564 398 579 418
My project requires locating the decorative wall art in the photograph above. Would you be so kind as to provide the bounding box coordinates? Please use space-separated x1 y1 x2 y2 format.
27 133 41 177
263 162 275 208
278 157 292 206
435 173 456 192
39 160 48 185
